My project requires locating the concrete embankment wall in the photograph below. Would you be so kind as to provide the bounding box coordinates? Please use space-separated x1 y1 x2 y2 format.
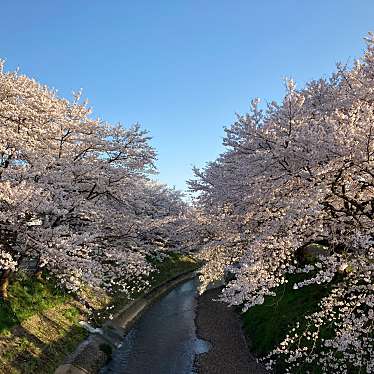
55 270 197 374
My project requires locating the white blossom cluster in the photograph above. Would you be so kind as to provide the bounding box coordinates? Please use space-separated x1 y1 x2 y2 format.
189 35 374 372
0 60 188 297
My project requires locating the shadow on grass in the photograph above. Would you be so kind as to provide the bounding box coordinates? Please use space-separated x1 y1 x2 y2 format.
1 316 88 374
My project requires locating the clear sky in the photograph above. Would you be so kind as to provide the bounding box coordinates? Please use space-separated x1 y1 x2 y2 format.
1 1 374 193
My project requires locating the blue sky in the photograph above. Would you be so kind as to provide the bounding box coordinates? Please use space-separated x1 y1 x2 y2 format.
1 1 374 193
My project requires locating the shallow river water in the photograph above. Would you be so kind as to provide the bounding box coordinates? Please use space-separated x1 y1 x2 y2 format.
101 278 210 374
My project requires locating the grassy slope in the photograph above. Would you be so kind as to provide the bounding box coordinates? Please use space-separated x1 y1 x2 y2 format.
241 269 345 373
0 275 88 374
242 273 330 357
149 252 199 285
0 253 199 374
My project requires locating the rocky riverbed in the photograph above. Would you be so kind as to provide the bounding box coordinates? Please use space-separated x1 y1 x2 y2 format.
194 286 267 374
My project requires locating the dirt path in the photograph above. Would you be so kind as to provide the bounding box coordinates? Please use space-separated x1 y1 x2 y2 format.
194 287 267 374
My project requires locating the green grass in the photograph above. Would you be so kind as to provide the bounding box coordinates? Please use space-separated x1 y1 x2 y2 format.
0 301 18 331
0 253 198 332
149 252 200 286
0 322 89 374
0 273 69 332
243 273 331 356
62 305 81 322
0 252 200 373
241 271 353 373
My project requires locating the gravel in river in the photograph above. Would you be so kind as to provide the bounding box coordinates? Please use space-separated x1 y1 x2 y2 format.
195 286 268 374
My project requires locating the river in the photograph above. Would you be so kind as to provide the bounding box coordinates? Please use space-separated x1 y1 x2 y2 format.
101 278 210 374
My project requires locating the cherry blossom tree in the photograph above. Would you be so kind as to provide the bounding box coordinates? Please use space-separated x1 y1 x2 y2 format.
0 60 187 299
190 35 374 373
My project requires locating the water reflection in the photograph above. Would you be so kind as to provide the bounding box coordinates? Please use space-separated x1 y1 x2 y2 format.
101 278 210 374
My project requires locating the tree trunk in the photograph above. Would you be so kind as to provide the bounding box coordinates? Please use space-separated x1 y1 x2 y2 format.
35 269 43 281
35 254 44 282
0 269 11 300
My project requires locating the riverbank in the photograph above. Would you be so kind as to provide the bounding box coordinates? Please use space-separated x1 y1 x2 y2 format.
194 286 267 374
0 253 199 374
0 274 89 374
